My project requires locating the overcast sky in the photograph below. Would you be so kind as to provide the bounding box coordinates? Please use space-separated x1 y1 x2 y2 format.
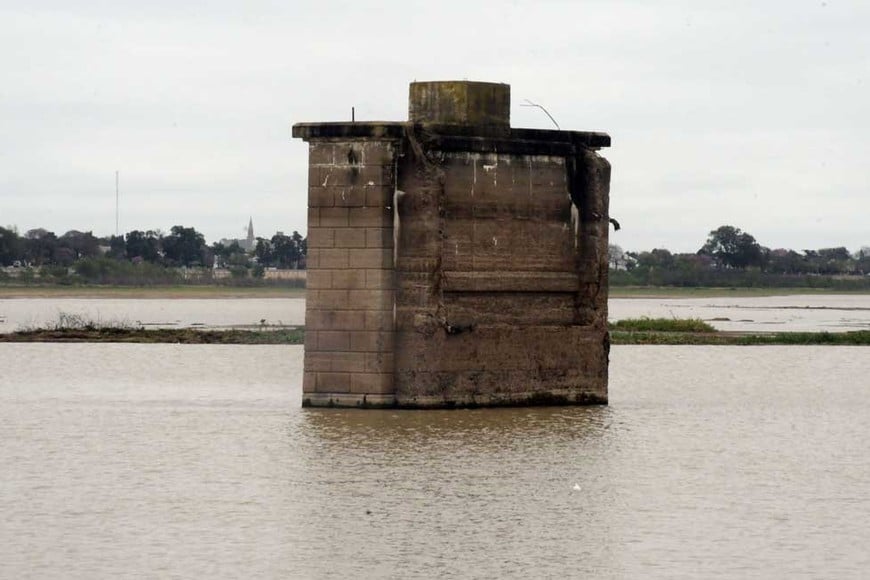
1 0 867 252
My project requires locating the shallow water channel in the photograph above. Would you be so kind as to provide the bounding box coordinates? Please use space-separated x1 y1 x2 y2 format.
2 294 870 333
1 343 869 578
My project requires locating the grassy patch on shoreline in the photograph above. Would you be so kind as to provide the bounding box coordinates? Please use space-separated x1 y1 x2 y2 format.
3 317 869 346
732 330 870 345
609 317 716 333
2 327 305 344
610 329 870 345
1 311 304 344
607 317 870 345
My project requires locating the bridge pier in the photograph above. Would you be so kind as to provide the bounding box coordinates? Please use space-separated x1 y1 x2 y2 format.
294 81 611 408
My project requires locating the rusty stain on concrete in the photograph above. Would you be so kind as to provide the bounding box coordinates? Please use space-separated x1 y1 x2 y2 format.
293 80 612 408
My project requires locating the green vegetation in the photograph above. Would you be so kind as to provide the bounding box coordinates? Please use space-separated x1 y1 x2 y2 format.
610 224 870 291
610 329 870 346
608 317 870 345
7 326 867 345
3 327 304 344
733 331 870 345
610 331 729 345
73 257 182 285
0 224 307 287
5 221 869 292
609 317 716 333
4 314 868 346
5 312 304 344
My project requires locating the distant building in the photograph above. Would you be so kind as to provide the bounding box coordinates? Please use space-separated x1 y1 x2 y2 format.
244 217 255 251
219 217 256 252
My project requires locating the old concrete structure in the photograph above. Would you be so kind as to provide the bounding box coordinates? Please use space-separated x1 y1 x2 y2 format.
292 81 611 408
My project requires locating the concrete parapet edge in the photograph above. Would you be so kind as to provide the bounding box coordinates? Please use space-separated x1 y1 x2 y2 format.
292 122 610 149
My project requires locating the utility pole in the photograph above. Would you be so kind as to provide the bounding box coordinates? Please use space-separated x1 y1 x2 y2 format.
115 170 119 237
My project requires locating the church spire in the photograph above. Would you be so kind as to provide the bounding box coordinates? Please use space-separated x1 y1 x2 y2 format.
246 217 254 250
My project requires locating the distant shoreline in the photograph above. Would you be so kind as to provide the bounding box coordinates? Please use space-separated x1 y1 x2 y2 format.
0 327 305 344
0 285 305 299
3 326 868 346
608 286 870 298
1 284 869 300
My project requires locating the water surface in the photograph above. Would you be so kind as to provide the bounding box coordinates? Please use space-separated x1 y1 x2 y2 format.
2 344 868 578
609 294 870 332
0 298 305 333
3 294 870 334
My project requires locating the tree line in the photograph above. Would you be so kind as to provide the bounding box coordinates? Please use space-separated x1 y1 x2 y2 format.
4 222 868 289
0 225 307 284
611 225 870 289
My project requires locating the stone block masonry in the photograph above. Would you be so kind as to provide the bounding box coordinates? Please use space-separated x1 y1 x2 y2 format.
301 139 398 407
293 80 612 408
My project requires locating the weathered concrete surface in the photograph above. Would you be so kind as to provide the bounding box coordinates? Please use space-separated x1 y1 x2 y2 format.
300 139 399 407
293 80 611 408
409 81 510 130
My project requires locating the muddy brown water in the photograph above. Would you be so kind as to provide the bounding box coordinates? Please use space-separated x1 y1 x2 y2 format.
1 343 868 578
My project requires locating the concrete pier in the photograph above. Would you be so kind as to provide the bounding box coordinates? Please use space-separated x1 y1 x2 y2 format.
293 80 611 408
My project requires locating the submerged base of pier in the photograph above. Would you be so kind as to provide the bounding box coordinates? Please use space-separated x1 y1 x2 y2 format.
301 388 608 409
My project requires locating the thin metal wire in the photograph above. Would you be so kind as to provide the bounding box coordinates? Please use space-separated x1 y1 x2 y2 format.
520 99 560 130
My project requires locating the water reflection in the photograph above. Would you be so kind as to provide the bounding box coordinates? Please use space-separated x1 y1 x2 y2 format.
297 405 612 451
